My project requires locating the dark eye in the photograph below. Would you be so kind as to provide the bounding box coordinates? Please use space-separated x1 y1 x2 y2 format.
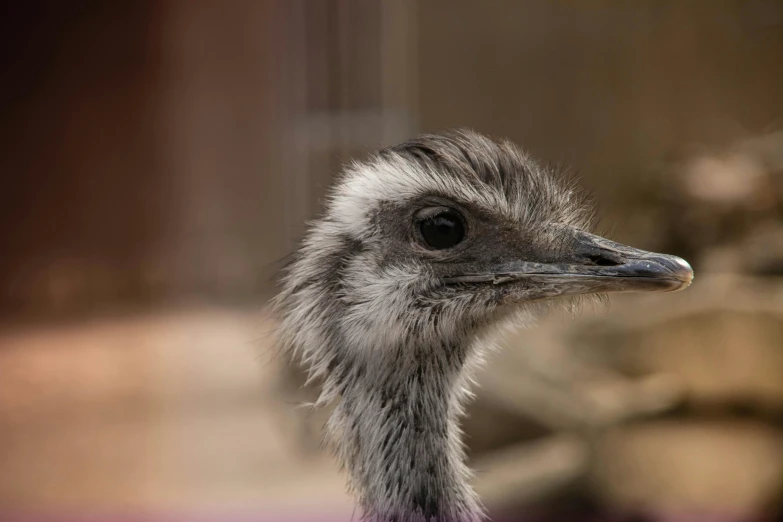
419 210 465 249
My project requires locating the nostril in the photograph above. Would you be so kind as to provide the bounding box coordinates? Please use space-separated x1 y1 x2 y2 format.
587 253 624 266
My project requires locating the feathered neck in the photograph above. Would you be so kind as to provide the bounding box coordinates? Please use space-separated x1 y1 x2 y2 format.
325 340 484 522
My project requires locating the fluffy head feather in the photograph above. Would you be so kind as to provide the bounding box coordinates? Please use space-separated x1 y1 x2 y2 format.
274 128 594 371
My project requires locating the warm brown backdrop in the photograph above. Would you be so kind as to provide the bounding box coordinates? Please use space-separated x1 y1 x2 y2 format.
1 1 782 520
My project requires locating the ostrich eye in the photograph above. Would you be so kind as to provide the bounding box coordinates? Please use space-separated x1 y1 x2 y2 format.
418 210 465 250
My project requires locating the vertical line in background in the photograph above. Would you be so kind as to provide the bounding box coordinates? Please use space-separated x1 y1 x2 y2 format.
279 0 420 248
336 0 350 162
379 0 393 145
380 0 418 144
325 0 341 188
281 0 311 253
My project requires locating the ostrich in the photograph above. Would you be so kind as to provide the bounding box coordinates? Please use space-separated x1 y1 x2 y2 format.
273 130 693 522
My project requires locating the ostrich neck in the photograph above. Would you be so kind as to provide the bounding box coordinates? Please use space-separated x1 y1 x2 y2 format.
334 343 483 522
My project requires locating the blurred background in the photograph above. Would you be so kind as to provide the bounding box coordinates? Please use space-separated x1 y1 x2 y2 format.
2 1 783 521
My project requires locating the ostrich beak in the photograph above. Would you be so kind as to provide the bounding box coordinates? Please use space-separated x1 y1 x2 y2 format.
443 229 693 299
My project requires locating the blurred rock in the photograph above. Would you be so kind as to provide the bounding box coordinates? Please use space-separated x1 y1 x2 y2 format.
655 132 783 269
591 420 783 516
578 279 783 411
474 433 589 510
703 224 783 277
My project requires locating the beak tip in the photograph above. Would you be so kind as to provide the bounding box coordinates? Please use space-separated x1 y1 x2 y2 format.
673 255 693 273
666 255 694 291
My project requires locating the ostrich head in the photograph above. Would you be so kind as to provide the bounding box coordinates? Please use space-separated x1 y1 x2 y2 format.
273 130 692 522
